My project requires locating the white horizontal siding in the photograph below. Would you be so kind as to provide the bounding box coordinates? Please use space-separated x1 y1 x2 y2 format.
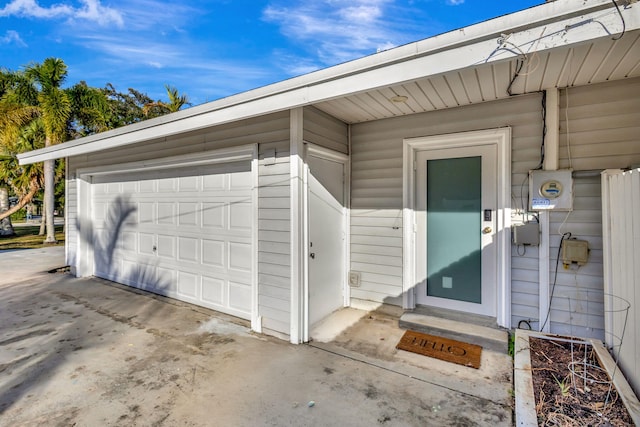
303 106 349 154
75 112 290 169
257 140 291 337
351 94 543 311
65 157 79 273
559 77 640 170
541 77 640 340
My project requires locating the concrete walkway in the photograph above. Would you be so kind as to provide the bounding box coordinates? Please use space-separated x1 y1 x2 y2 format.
0 247 513 426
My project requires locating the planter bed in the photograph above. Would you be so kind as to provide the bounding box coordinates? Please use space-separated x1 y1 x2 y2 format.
514 329 640 426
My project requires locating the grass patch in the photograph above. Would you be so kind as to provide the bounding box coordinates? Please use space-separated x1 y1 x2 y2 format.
0 225 65 250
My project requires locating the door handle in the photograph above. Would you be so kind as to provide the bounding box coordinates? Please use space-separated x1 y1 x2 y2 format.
310 253 315 259
482 227 492 234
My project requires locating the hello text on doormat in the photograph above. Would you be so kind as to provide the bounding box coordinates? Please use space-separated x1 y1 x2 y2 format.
396 330 482 369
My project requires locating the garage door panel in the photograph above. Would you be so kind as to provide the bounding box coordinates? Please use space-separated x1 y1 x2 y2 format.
179 175 199 191
120 231 137 252
203 174 225 190
178 237 199 262
107 183 121 194
158 177 177 192
177 271 199 299
138 233 155 255
202 239 225 266
139 180 156 192
230 171 252 189
137 264 158 290
157 267 177 293
229 242 252 272
229 281 251 314
178 202 199 226
139 202 154 224
202 276 225 305
122 180 136 192
157 235 175 258
202 202 226 228
157 203 175 225
230 202 252 230
121 259 139 286
91 161 254 321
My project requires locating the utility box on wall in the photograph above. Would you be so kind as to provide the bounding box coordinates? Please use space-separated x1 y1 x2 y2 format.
513 222 540 246
529 169 573 211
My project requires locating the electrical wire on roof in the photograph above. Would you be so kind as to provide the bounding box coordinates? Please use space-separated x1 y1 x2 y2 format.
507 59 525 97
611 0 626 40
503 27 545 97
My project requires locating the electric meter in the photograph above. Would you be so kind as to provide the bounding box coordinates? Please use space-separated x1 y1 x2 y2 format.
529 170 573 211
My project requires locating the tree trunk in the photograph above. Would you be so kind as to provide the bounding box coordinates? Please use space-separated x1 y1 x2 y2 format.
0 187 16 237
0 178 40 221
39 201 46 236
43 158 57 243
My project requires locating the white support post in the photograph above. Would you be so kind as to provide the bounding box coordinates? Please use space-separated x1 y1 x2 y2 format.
289 108 305 344
539 88 560 332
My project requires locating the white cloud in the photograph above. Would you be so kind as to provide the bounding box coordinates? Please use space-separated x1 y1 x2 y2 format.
75 33 272 89
0 30 27 46
0 0 72 19
0 0 123 27
446 0 464 5
114 0 199 31
263 0 406 68
75 0 124 27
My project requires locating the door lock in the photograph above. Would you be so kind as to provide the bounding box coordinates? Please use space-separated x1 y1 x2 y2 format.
310 253 315 259
482 227 492 234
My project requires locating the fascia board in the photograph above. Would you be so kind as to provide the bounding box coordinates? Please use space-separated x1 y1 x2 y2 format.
18 0 630 165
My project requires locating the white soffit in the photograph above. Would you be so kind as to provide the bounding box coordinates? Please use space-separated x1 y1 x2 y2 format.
18 0 640 164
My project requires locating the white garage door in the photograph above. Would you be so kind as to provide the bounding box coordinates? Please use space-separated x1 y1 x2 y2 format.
90 161 254 320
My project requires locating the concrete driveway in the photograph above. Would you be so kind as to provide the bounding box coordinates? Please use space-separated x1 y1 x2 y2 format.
0 247 513 426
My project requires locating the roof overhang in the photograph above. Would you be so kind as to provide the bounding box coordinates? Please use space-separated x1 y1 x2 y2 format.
18 0 640 165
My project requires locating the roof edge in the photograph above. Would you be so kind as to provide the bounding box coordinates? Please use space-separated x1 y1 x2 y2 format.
18 0 621 164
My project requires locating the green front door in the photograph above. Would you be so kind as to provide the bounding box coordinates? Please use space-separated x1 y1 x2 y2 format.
416 145 497 316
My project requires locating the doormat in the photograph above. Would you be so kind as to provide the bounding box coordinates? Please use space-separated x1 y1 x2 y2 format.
396 330 482 369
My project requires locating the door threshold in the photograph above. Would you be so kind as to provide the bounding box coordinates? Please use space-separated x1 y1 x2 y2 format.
400 306 508 353
411 306 498 328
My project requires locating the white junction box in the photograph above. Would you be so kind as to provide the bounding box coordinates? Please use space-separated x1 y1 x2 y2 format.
529 169 573 211
513 222 540 246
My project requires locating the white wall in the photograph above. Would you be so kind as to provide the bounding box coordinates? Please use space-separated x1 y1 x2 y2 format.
545 77 640 339
303 106 349 154
351 94 543 311
349 76 640 340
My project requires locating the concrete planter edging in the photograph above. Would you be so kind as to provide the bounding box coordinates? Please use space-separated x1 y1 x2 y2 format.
514 329 640 426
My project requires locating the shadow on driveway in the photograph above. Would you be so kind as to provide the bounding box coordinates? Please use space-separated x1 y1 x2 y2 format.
0 260 512 426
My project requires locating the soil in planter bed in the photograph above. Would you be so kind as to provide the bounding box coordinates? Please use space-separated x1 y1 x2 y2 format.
529 336 633 426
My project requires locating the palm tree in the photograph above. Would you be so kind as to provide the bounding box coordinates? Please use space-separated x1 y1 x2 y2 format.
24 59 71 243
0 58 109 242
0 120 45 234
143 84 191 117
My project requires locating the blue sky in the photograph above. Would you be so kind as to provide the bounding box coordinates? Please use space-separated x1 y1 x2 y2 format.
1 0 541 106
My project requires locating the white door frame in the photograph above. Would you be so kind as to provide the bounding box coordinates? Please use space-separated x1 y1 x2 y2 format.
301 142 350 343
402 128 511 328
74 144 260 331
